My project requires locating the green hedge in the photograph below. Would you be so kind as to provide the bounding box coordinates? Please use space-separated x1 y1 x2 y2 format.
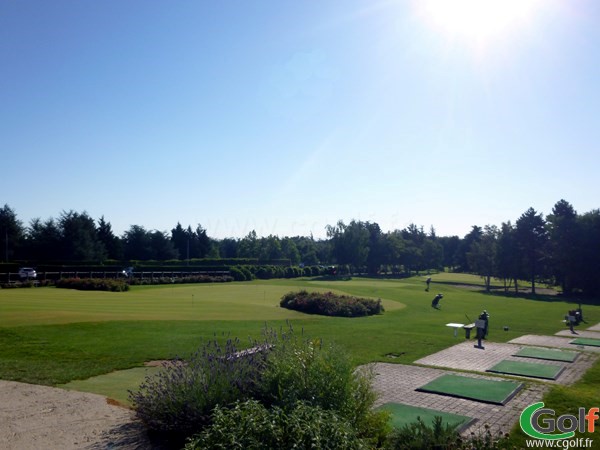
55 278 129 292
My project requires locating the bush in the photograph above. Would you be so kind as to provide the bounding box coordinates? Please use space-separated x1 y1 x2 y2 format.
129 336 269 439
280 290 384 317
228 266 247 281
127 274 233 286
0 280 52 288
185 400 368 450
238 265 254 280
130 325 387 447
257 333 388 445
55 278 129 292
385 417 509 450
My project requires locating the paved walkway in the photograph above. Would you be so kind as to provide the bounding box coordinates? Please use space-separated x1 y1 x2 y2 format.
587 323 600 332
414 340 597 385
555 329 600 339
510 334 600 353
371 326 600 438
370 363 549 437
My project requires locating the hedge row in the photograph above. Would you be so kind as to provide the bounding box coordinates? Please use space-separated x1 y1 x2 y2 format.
229 265 331 281
0 280 53 289
55 278 130 292
280 290 384 317
127 275 233 285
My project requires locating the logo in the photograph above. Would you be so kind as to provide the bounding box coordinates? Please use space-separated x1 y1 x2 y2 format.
520 402 599 440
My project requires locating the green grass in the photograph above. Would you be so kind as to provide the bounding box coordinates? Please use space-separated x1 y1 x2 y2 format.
0 275 597 386
60 366 162 405
376 402 473 431
505 357 600 447
1 274 599 421
486 360 565 380
416 374 523 405
2 273 600 445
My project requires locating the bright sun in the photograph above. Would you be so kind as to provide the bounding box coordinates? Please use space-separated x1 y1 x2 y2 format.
415 0 545 49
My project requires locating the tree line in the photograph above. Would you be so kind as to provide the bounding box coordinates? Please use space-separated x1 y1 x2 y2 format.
1 199 599 295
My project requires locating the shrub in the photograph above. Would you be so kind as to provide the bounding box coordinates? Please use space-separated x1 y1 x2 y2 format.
130 325 387 447
55 278 129 292
280 290 384 317
228 266 247 281
127 274 233 286
185 400 368 450
128 336 269 439
238 265 254 280
385 417 510 450
257 333 388 445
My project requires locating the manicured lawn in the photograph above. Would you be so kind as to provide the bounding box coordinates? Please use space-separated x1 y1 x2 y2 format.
3 273 600 444
0 274 597 389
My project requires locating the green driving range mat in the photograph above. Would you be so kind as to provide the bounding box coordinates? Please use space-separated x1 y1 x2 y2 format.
416 374 522 405
570 337 600 347
486 360 564 380
514 347 579 362
375 403 474 432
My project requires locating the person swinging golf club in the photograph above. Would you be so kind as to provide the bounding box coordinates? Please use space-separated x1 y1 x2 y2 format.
431 293 443 309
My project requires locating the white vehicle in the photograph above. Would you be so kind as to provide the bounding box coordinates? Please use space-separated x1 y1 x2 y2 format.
18 267 37 279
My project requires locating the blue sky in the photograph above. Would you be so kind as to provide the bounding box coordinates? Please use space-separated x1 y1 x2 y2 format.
1 0 598 239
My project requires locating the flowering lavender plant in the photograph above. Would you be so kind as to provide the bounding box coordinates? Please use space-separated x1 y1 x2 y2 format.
128 333 271 438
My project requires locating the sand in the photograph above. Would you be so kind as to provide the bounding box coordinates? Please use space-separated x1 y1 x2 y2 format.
0 380 153 449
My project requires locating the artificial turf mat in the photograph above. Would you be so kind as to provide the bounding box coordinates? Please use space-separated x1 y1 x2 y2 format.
376 403 474 431
570 337 600 347
486 360 564 380
514 347 578 362
416 374 522 405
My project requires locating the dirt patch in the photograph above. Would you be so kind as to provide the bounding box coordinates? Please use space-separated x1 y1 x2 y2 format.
0 379 156 449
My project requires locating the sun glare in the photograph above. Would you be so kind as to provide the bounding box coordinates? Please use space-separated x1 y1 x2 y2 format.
415 0 544 49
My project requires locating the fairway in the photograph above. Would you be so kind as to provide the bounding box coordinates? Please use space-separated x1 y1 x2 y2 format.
0 274 598 389
0 283 404 326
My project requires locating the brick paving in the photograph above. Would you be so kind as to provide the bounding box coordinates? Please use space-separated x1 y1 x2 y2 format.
555 329 600 339
370 326 600 438
510 334 600 354
414 340 597 385
370 363 549 437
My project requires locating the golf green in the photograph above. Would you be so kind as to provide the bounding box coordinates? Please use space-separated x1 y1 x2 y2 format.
376 403 474 431
570 338 600 347
486 360 564 380
514 347 579 362
416 374 523 405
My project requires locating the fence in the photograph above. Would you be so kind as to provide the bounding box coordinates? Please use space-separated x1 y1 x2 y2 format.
0 270 230 283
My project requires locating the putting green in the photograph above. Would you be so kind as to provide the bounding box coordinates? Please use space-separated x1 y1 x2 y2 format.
376 402 473 431
514 347 578 362
416 374 522 405
487 360 564 380
570 338 600 347
59 366 161 406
